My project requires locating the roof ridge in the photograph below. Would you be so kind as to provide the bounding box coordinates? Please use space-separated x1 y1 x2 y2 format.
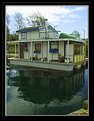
16 25 58 33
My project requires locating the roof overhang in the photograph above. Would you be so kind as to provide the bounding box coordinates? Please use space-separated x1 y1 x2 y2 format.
6 38 85 44
7 40 31 44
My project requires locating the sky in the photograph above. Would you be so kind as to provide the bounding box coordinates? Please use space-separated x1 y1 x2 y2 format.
6 5 89 38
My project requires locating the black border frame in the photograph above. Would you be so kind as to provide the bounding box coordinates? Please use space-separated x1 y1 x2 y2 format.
1 1 93 120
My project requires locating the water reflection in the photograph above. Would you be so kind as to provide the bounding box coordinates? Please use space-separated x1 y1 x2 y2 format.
17 69 85 103
7 68 88 115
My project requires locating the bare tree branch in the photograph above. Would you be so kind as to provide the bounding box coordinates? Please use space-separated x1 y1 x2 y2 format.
14 12 25 30
27 12 46 27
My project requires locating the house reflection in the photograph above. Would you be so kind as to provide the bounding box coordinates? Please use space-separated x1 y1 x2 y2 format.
10 69 84 104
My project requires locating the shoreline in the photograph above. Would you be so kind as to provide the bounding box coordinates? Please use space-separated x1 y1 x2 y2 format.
68 100 88 116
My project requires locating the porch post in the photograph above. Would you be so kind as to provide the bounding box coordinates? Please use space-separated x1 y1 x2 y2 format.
41 41 43 59
30 41 32 61
67 40 69 63
15 43 16 58
18 43 20 59
48 40 50 63
83 45 84 60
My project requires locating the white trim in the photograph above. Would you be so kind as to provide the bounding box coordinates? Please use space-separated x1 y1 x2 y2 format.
30 42 33 61
67 40 69 63
7 38 85 43
48 40 50 63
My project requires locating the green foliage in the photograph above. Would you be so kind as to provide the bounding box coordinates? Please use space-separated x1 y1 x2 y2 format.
7 34 10 41
7 34 18 41
11 34 18 41
71 31 80 39
7 44 18 54
59 33 76 39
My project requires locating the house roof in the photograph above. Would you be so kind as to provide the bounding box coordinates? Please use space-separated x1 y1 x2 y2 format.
16 25 58 33
16 26 39 33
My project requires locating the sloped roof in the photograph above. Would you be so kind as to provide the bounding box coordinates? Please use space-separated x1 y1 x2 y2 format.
16 25 58 33
16 26 39 33
48 25 58 33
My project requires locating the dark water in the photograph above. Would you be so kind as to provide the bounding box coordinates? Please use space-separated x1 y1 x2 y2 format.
6 67 88 116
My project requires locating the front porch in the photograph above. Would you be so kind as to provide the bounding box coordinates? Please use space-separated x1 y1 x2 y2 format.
17 39 85 63
7 38 86 71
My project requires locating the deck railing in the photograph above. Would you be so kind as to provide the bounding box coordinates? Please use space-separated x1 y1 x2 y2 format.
74 55 84 63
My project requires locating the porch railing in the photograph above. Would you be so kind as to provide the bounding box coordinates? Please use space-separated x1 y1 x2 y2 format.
74 55 84 63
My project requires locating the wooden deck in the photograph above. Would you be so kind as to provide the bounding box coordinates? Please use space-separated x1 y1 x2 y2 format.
68 108 88 116
9 58 76 71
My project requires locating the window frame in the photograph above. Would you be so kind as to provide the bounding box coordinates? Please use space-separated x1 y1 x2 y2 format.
35 43 41 53
74 44 80 55
49 41 59 53
80 45 83 55
21 32 27 39
24 43 28 51
50 41 59 50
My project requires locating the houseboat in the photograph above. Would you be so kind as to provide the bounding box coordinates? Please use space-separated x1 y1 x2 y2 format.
7 24 86 71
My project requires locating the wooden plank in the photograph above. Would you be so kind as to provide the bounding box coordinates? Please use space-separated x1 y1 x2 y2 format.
9 59 75 71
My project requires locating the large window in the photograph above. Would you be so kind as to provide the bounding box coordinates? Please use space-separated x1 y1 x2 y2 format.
50 41 58 49
35 43 41 53
24 43 28 51
21 32 27 39
74 44 83 55
74 44 80 55
80 45 83 54
49 41 59 53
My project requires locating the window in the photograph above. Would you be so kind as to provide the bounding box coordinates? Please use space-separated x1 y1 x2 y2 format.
21 32 27 39
49 41 59 53
74 44 84 55
80 45 83 54
74 44 80 55
24 43 28 51
35 43 41 53
50 41 58 49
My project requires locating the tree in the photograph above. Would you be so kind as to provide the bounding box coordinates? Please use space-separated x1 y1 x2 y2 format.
6 14 10 27
71 31 80 39
6 14 10 41
9 34 18 41
14 12 25 30
6 26 11 41
27 12 46 26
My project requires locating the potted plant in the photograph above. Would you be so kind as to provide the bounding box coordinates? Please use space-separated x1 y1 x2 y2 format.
58 54 64 62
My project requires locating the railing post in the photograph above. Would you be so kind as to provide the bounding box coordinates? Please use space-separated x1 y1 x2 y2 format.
67 40 69 63
15 43 16 58
48 40 50 63
18 43 20 59
30 41 32 61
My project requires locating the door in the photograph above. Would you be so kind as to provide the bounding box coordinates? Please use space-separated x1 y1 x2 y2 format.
20 43 24 58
